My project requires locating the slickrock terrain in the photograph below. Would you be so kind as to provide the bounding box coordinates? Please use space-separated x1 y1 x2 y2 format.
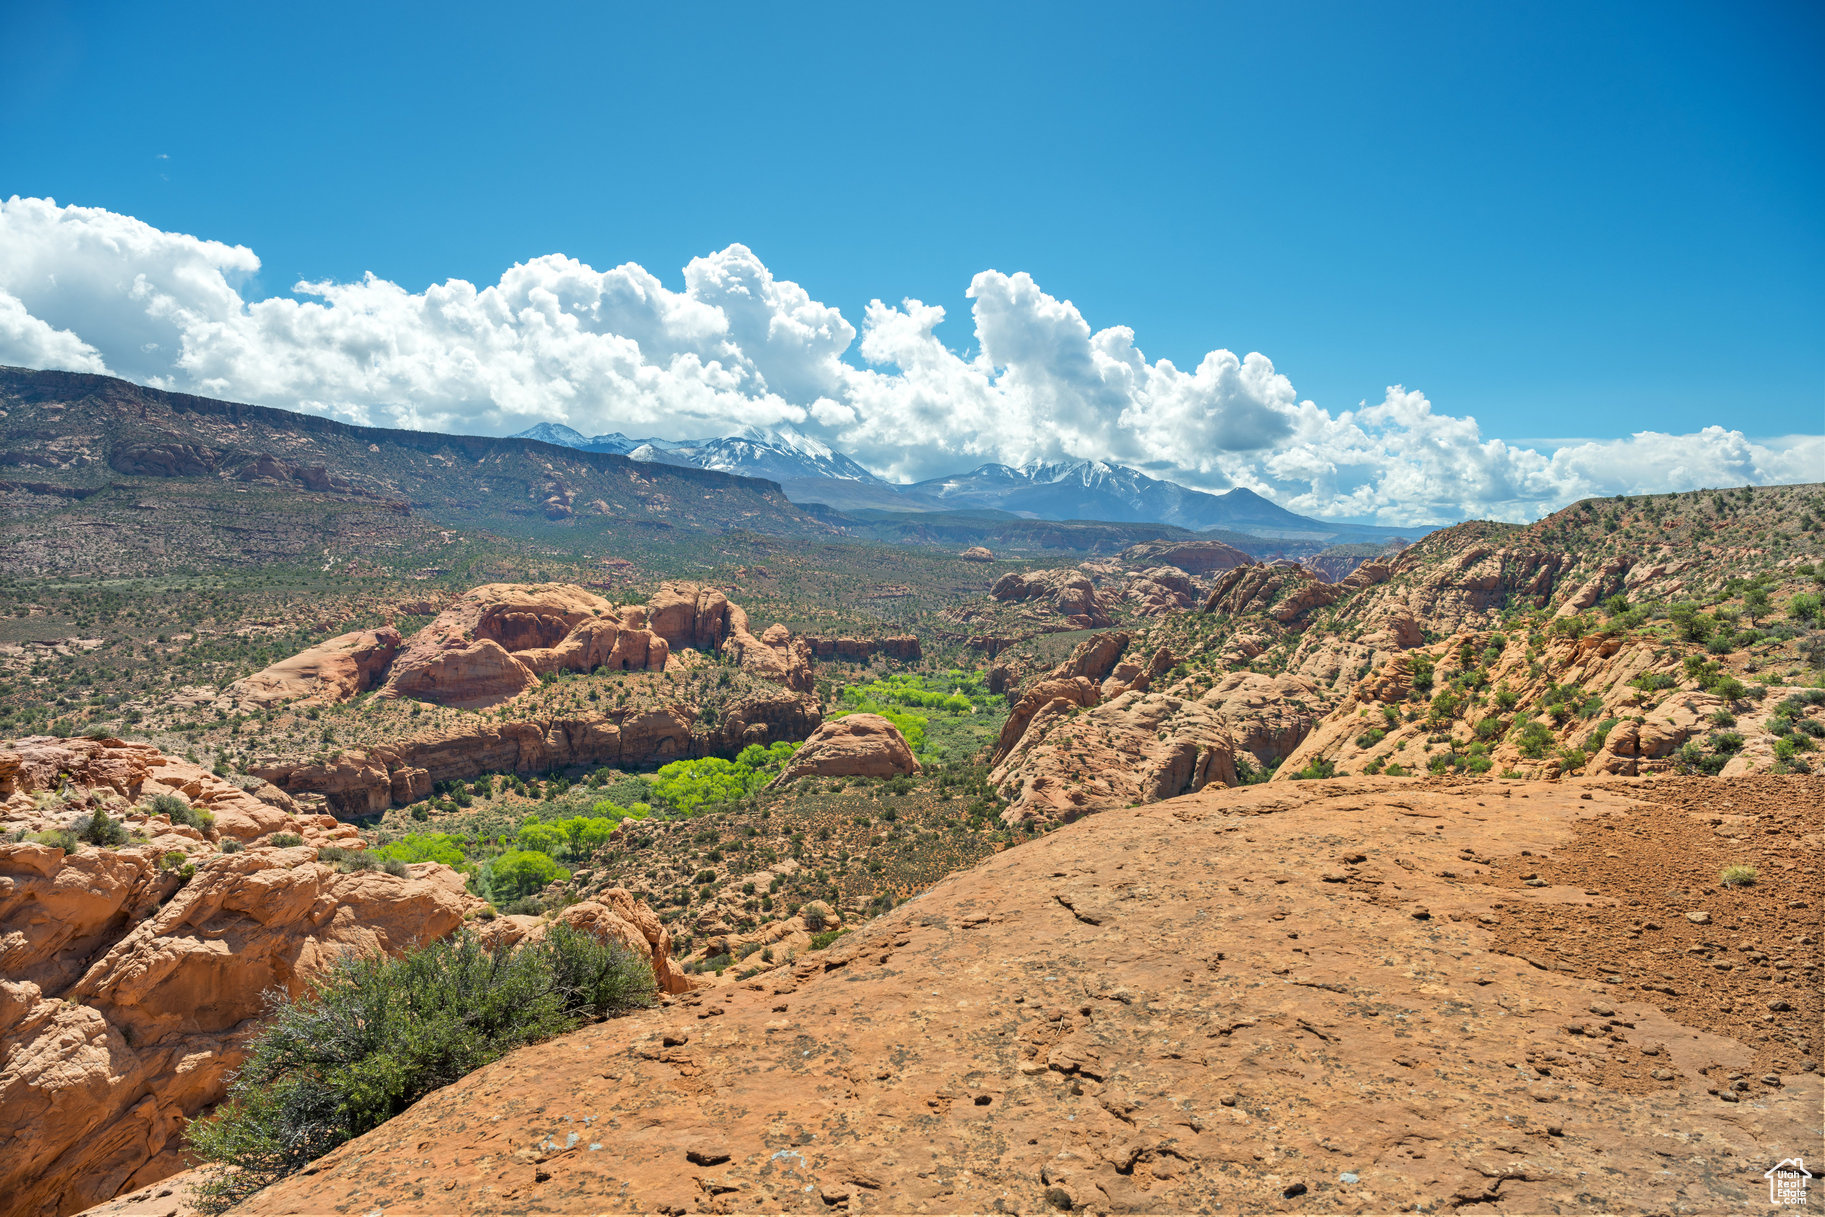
0 736 681 1217
243 775 1821 1215
228 626 405 708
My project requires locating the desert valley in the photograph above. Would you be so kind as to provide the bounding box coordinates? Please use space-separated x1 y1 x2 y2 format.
0 367 1819 1215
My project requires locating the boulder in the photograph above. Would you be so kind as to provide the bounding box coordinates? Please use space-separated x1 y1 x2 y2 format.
768 715 919 786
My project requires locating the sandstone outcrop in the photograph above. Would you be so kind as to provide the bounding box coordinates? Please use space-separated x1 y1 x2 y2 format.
1122 565 1199 615
230 626 403 706
986 629 1338 823
380 583 670 708
767 714 919 787
1267 629 1767 782
0 843 472 1217
239 581 816 714
238 581 824 812
988 569 1112 629
255 687 823 816
1 736 351 847
0 737 684 1217
1118 537 1251 574
958 545 994 562
241 777 1822 1216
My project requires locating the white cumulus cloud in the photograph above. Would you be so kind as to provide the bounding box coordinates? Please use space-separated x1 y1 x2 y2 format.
0 195 1816 525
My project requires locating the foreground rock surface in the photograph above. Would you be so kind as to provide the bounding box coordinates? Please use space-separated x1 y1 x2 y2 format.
245 776 1820 1215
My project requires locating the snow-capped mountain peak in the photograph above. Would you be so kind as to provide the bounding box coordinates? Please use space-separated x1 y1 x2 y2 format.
510 422 884 484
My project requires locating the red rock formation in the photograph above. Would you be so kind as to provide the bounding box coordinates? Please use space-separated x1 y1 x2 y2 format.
989 569 1112 629
0 844 469 1216
767 714 920 787
255 688 825 817
230 626 403 706
0 736 351 846
1117 537 1252 574
380 583 670 708
1121 565 1199 615
0 743 684 1217
959 545 994 562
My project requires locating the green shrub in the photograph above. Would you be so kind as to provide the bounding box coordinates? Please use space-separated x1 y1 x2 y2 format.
373 832 470 870
1788 592 1822 624
1287 757 1336 781
809 928 847 950
1706 674 1747 702
1514 720 1555 759
31 827 79 852
1719 864 1758 889
268 832 304 848
484 849 569 901
73 808 129 847
146 792 215 832
1676 740 1729 776
187 926 653 1211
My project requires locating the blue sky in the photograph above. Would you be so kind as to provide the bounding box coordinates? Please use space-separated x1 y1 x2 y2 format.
1 0 1820 521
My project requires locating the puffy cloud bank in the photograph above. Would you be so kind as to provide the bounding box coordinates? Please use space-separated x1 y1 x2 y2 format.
1 196 1816 525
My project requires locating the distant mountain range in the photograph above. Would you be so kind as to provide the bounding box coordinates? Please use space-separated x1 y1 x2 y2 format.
510 425 1426 544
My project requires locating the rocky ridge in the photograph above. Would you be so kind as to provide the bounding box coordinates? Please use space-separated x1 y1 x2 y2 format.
988 524 1825 823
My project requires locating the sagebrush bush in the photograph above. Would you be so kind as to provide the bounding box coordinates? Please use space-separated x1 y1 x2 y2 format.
73 808 129 847
147 792 216 833
188 925 654 1212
